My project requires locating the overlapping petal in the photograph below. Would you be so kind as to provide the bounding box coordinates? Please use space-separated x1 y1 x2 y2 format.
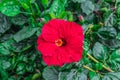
37 35 57 56
37 19 84 66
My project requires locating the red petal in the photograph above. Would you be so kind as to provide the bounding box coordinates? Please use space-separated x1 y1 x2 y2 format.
37 35 57 56
42 19 60 42
66 47 82 62
42 53 63 66
42 47 71 66
37 19 84 66
65 22 84 51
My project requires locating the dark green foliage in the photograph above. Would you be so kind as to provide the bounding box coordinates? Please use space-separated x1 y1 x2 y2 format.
0 0 120 80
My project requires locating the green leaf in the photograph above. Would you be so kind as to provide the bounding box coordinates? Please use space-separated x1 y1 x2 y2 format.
73 0 86 3
8 76 17 80
0 0 20 16
117 6 120 16
93 42 108 60
104 0 115 3
83 58 90 64
81 1 94 15
49 0 67 18
0 60 11 69
60 64 73 71
66 69 87 80
0 13 11 36
89 71 100 80
0 45 10 55
19 0 30 10
95 63 103 70
66 69 76 80
76 73 87 80
58 72 68 80
43 67 59 80
1 39 15 50
26 65 34 72
97 26 117 39
0 66 8 80
116 32 120 40
17 55 28 62
75 59 85 68
19 0 30 4
32 73 41 80
102 72 120 80
58 11 67 19
104 13 117 27
21 2 30 10
84 14 94 23
11 14 27 25
109 49 120 68
0 34 13 42
66 11 73 21
13 27 39 42
83 39 90 52
0 39 15 55
11 40 32 52
41 0 48 8
16 63 26 75
116 0 120 3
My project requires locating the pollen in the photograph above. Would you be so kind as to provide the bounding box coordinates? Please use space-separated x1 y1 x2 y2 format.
55 39 63 47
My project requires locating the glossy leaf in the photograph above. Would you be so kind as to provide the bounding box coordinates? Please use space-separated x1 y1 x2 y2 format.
0 0 20 16
109 49 120 69
93 42 108 60
41 0 48 8
14 27 39 42
89 71 100 80
49 0 67 18
81 1 94 15
0 13 11 36
66 69 87 80
97 26 117 39
0 60 11 69
11 14 27 25
73 0 86 3
43 67 59 80
0 39 15 55
58 72 68 80
102 72 120 80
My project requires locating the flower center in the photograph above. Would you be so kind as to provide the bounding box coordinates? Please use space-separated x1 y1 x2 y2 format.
55 39 65 47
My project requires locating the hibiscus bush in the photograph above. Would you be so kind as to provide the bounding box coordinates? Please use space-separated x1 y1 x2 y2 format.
0 0 120 80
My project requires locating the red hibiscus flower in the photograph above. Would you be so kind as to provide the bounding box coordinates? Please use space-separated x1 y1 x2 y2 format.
37 19 84 66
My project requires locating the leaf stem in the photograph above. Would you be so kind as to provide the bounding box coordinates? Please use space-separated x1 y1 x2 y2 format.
83 65 95 72
85 24 93 35
87 53 98 63
83 65 103 77
87 53 114 72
